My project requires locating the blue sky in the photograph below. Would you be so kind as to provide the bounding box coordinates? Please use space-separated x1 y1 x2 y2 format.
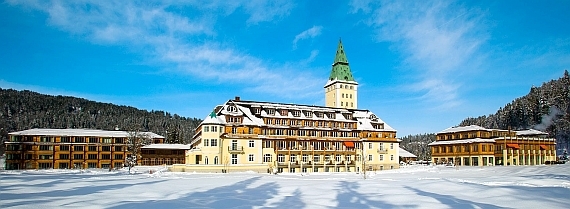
1 0 569 136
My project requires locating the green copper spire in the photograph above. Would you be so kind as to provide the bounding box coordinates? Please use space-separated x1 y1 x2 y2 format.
209 110 216 118
329 39 355 81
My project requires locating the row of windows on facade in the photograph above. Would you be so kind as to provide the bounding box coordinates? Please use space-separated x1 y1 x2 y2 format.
5 153 124 160
251 107 346 120
10 136 126 143
432 144 555 154
326 84 354 91
202 139 394 151
25 162 124 169
437 132 515 140
6 144 125 152
199 153 395 165
265 119 356 129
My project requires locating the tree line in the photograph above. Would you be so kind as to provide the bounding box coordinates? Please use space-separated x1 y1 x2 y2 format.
0 88 203 154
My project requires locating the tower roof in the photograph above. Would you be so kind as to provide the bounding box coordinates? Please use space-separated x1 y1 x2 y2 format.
329 39 355 82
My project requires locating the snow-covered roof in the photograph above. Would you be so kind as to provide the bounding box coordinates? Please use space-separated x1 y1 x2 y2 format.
201 112 225 125
142 144 190 150
437 125 491 134
399 148 417 158
9 128 165 139
215 99 396 132
516 129 548 136
428 138 496 146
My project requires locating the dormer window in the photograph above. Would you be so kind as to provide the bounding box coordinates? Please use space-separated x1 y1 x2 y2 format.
304 111 313 118
316 112 323 118
293 111 300 117
254 108 261 114
327 113 335 119
369 114 378 122
280 110 288 116
227 105 238 113
266 109 275 115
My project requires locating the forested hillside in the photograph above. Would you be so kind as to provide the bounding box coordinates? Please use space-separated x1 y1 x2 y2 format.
399 133 435 161
459 70 570 151
400 71 570 159
0 88 203 152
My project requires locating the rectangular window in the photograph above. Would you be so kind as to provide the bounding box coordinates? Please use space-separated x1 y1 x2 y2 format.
115 154 123 160
88 146 97 151
313 155 320 163
204 139 209 146
212 126 218 132
210 139 217 146
73 154 83 159
248 154 254 162
390 143 394 149
39 155 52 160
379 155 384 161
102 146 111 151
232 127 237 134
264 140 272 148
231 154 238 164
75 137 85 143
39 145 53 151
390 155 394 161
39 163 52 169
40 137 52 142
101 154 111 159
335 154 341 162
88 154 98 159
204 126 210 132
60 154 69 159
264 154 272 162
88 137 98 143
102 138 112 144
61 137 71 143
368 155 372 161
115 138 124 144
115 146 122 151
60 145 70 151
88 163 97 168
369 143 372 149
74 146 84 151
278 154 285 162
302 154 308 162
290 154 297 162
249 140 254 148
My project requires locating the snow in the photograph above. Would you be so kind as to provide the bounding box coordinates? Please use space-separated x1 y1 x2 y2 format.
1 164 569 208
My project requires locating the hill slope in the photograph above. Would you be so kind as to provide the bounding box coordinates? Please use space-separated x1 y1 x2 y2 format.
0 88 203 151
459 70 570 151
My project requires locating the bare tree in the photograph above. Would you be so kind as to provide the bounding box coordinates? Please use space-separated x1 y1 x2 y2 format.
126 130 152 174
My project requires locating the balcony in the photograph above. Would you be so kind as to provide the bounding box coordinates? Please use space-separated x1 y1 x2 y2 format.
377 148 388 154
228 146 244 154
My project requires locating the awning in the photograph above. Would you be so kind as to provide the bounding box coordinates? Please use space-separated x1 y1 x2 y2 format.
343 141 355 148
506 144 520 149
540 145 548 150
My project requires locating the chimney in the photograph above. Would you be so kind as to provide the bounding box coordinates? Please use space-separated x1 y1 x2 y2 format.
235 96 240 101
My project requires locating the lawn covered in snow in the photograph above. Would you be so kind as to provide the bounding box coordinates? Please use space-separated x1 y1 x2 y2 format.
1 164 569 209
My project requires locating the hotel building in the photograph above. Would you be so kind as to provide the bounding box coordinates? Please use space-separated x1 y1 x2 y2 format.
5 128 164 170
171 40 401 173
429 125 556 166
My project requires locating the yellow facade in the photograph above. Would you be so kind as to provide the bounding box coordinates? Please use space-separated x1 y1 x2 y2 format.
429 125 556 166
325 82 358 109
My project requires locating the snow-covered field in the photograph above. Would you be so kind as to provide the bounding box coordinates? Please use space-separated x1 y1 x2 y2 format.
1 164 569 209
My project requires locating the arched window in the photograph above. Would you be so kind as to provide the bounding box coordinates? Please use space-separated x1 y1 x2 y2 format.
205 156 209 165
214 156 219 165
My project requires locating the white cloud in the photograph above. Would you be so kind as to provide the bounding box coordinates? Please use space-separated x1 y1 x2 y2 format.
7 0 321 98
292 26 323 48
353 0 487 108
